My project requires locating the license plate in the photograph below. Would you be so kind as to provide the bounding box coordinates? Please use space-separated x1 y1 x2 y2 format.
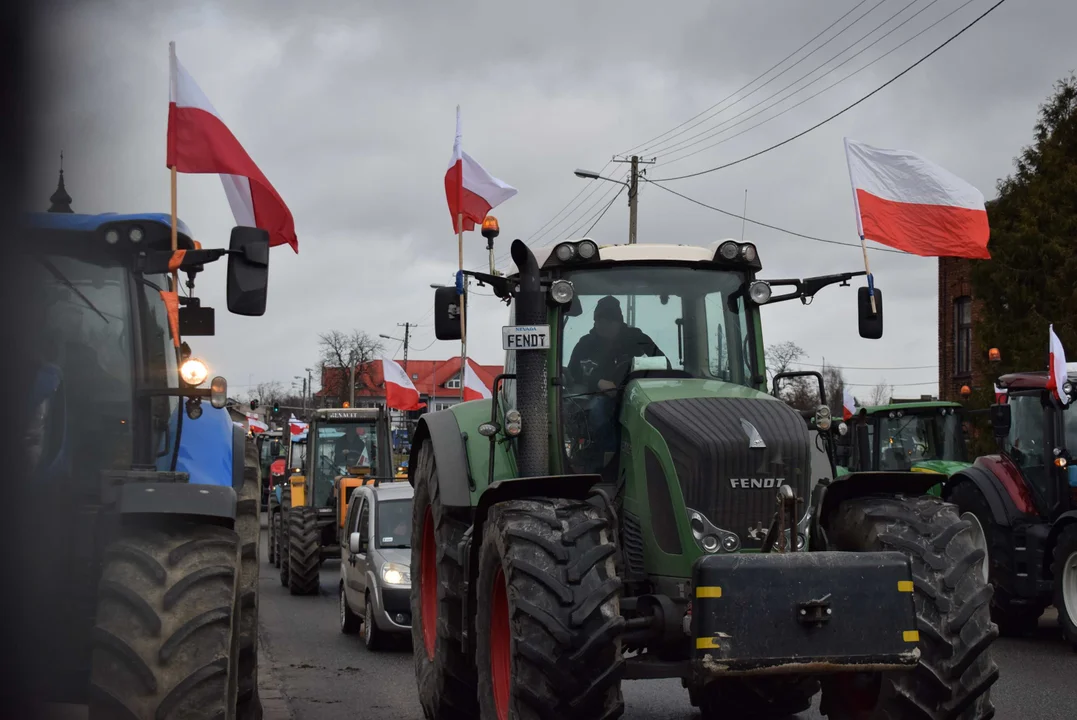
502 325 551 351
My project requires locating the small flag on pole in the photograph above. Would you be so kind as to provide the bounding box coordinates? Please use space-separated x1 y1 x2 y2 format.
444 106 517 234
382 357 427 411
462 359 493 402
1047 325 1070 405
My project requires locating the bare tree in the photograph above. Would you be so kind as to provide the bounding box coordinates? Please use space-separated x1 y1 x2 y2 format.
820 360 848 413
252 381 285 406
765 341 806 383
869 380 893 406
766 342 817 412
317 329 384 403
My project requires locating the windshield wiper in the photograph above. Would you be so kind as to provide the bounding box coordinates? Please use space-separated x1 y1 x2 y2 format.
36 256 109 324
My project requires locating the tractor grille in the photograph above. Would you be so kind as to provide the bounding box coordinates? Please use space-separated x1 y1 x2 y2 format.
644 397 811 544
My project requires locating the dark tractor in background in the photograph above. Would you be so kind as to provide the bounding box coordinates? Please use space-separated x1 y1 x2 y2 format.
18 212 270 718
407 235 998 720
946 366 1077 647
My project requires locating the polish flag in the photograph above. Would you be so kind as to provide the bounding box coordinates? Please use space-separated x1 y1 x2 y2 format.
462 359 493 402
246 413 268 433
444 106 517 233
289 414 308 440
382 357 427 411
994 384 1008 404
842 387 857 421
167 42 298 253
1047 325 1070 405
844 138 990 259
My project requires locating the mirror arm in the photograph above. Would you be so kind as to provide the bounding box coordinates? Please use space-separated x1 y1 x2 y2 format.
463 270 513 298
756 271 866 305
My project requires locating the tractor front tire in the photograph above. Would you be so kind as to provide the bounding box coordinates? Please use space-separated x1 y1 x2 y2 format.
237 439 262 720
267 501 278 567
287 506 321 596
475 498 624 720
822 495 999 720
1051 524 1077 652
410 439 478 719
949 481 1047 635
278 489 291 587
89 522 241 720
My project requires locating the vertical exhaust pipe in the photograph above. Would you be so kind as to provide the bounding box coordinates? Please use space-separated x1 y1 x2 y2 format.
510 239 548 478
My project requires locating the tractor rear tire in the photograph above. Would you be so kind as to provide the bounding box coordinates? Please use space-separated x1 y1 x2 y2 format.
1051 524 1077 652
287 506 321 596
410 439 478 719
949 481 1047 635
693 677 818 719
475 498 624 720
267 500 278 566
822 495 999 720
237 439 262 720
89 522 241 720
279 489 291 587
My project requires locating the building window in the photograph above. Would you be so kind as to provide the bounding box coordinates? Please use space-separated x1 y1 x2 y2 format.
954 296 972 376
411 373 419 380
445 376 461 390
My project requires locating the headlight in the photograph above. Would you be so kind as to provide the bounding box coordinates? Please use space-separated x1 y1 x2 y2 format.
554 243 576 262
577 239 598 259
550 279 574 304
180 358 209 386
748 280 772 304
210 376 227 408
815 405 832 431
505 408 522 436
1064 381 1074 397
838 421 849 436
718 241 739 260
104 229 120 245
129 226 144 243
740 243 757 263
381 562 411 586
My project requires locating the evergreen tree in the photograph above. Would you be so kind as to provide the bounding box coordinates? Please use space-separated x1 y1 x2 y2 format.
971 75 1077 399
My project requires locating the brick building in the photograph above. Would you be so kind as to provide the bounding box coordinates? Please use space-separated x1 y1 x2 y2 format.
937 258 986 400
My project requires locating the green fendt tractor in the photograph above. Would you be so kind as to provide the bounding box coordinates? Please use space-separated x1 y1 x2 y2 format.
408 236 999 719
279 407 394 595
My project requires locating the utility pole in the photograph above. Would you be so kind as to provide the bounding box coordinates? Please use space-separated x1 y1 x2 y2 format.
397 323 411 376
611 154 655 325
349 351 357 408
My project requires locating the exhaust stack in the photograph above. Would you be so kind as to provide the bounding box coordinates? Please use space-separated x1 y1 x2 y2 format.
510 239 549 478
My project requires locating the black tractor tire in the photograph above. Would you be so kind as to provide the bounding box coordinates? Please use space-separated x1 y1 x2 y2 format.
363 591 386 651
692 677 819 719
1051 524 1077 652
949 481 1047 635
278 488 291 587
267 500 278 567
287 506 321 596
410 439 478 719
89 522 241 720
821 495 999 720
475 497 624 720
237 439 262 720
340 582 361 635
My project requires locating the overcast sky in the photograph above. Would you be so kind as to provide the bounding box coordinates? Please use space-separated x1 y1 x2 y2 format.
30 0 1075 400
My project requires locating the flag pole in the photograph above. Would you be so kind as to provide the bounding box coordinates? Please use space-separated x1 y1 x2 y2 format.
170 164 180 291
844 138 876 314
859 234 876 314
458 212 467 401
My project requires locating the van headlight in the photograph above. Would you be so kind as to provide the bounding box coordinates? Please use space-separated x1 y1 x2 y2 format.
381 562 411 586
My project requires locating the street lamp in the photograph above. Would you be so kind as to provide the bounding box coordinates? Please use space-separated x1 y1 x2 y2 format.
574 169 628 186
379 333 403 342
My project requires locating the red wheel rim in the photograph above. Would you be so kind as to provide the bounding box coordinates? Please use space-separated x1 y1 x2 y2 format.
420 506 438 660
490 567 511 720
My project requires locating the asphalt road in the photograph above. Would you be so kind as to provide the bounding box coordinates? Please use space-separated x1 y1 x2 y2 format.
257 527 1077 720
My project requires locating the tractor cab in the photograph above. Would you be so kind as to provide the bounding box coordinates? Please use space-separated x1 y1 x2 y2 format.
834 401 969 481
256 429 285 508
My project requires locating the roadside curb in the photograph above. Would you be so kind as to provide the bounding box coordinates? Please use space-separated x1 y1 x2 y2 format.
258 639 293 719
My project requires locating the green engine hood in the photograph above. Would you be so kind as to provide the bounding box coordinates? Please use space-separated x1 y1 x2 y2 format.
622 377 778 416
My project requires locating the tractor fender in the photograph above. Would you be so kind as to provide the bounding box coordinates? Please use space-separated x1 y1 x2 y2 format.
816 471 944 532
116 481 237 522
232 423 246 490
1047 511 1077 558
408 411 472 508
942 464 1022 527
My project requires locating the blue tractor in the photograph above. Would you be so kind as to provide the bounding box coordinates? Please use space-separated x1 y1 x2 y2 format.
19 212 269 719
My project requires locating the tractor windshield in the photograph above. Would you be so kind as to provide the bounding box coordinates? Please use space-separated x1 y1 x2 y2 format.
26 251 134 478
875 410 966 470
312 422 378 506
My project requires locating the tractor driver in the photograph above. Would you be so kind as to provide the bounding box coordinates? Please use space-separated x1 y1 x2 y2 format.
565 296 662 469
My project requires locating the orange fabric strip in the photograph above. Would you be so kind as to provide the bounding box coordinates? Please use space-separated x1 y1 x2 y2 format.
159 290 180 347
168 249 187 272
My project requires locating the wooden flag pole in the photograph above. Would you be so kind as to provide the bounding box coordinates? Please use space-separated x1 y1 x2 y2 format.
170 165 179 288
858 234 877 314
458 212 467 401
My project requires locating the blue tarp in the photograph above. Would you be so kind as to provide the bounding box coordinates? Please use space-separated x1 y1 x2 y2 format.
176 405 234 487
25 211 193 237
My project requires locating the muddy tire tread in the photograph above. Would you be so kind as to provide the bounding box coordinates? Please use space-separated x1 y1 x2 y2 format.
287 506 321 596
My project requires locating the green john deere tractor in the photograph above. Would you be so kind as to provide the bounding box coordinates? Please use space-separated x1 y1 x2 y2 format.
408 236 999 719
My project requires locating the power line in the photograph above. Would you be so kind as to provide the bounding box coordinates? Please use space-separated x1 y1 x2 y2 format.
650 0 1010 182
582 184 627 236
528 160 617 243
622 0 877 156
644 178 909 254
641 0 921 158
845 380 938 387
792 360 938 370
650 0 943 160
657 0 975 168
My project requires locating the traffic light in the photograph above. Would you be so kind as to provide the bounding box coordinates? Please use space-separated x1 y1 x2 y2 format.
272 400 280 416
250 399 259 410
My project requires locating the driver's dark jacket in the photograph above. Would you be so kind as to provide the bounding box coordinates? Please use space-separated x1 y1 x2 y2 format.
566 325 661 393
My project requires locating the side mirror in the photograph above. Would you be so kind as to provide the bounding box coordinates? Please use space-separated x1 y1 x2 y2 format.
349 531 364 554
857 287 883 339
990 403 1011 437
226 227 270 316
434 286 464 340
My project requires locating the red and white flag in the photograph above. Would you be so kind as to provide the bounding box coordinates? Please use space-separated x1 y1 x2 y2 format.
382 357 427 411
167 42 298 253
842 387 857 421
289 414 308 440
844 138 990 259
1047 325 1070 405
246 413 268 433
445 106 517 233
994 384 1008 404
462 359 493 402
